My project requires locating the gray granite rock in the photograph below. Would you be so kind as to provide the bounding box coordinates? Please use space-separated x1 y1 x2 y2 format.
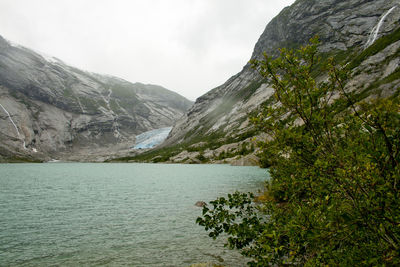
164 0 400 161
0 37 193 161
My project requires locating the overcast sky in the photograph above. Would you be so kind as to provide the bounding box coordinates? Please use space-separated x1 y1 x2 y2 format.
0 0 295 101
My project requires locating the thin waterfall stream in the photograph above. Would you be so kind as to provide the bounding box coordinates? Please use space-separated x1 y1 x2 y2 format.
0 102 26 149
364 6 397 48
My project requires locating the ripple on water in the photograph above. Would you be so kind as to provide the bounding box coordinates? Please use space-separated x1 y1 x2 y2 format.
0 163 268 266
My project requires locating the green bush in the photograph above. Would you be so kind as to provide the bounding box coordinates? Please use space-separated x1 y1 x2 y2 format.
195 152 208 163
197 37 400 266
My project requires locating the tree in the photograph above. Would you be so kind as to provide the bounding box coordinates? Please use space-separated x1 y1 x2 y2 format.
197 37 400 266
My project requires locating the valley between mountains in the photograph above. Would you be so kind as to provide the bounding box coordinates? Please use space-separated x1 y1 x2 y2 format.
1 0 400 163
0 36 192 162
117 0 400 165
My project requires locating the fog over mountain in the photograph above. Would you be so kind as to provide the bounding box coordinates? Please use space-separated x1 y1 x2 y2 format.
0 0 295 101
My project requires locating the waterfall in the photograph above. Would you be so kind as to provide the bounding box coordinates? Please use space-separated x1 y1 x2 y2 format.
364 6 397 49
0 103 26 149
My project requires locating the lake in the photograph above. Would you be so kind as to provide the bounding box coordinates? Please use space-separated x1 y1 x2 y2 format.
0 163 268 266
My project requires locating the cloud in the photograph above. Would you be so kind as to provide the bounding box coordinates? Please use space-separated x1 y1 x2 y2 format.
0 0 295 100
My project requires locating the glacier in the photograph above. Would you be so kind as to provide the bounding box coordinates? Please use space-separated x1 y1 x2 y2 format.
133 127 172 149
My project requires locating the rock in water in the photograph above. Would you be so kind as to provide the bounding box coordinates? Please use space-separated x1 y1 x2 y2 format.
195 201 207 207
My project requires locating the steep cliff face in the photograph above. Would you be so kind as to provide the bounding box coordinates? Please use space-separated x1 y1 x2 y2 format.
0 36 193 161
161 0 400 164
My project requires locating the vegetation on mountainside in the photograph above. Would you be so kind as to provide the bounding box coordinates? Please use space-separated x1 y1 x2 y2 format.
349 26 400 70
110 126 258 163
197 37 400 266
114 24 400 165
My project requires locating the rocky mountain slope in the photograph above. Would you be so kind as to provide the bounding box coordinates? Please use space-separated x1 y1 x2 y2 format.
0 36 193 161
146 0 400 164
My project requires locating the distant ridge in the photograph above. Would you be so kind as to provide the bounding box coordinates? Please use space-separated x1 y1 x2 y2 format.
0 35 193 162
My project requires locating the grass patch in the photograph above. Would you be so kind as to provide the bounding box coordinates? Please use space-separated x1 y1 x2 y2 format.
0 156 43 163
362 67 400 97
235 78 267 102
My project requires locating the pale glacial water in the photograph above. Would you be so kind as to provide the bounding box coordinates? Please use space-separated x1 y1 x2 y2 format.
0 163 268 266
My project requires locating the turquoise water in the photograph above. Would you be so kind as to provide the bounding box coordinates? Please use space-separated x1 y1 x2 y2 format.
0 163 268 266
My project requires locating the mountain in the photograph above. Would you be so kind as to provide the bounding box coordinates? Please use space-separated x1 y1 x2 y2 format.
0 36 193 162
145 0 400 164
